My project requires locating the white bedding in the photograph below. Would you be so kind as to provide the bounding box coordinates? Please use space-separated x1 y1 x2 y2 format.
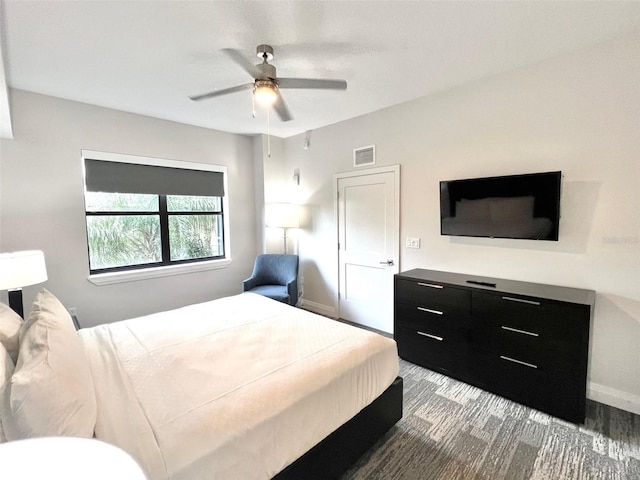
79 293 399 480
441 216 553 239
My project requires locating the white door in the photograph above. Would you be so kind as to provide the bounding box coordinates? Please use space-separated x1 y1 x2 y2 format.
337 165 399 333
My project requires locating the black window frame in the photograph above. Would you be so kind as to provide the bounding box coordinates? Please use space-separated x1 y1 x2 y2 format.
85 194 225 274
82 153 228 276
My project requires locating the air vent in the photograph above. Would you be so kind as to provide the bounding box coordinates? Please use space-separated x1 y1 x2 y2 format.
353 145 375 167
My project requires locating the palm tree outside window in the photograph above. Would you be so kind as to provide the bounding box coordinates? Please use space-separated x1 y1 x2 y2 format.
82 153 227 274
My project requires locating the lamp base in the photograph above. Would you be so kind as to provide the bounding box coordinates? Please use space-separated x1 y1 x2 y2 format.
8 289 24 319
283 228 288 254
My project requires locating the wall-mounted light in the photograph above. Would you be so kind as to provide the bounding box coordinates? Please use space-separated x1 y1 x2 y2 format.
303 130 312 150
293 168 300 186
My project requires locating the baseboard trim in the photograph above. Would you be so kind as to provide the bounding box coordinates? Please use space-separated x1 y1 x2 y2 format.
300 299 337 318
588 382 640 415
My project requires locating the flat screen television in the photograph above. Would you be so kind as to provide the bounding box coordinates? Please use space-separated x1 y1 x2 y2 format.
440 171 561 241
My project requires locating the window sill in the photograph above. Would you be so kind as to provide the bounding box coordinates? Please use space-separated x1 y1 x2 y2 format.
87 258 232 286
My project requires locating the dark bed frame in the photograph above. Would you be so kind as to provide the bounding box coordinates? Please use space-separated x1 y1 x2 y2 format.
273 376 403 480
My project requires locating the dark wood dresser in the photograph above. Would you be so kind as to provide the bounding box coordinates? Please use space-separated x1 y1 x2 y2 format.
394 268 595 423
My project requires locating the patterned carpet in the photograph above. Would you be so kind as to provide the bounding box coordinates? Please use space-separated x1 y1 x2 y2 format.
341 360 640 480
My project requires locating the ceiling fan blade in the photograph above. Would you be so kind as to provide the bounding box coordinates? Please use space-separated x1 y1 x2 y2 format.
273 93 293 122
277 78 347 90
189 83 253 102
222 48 262 79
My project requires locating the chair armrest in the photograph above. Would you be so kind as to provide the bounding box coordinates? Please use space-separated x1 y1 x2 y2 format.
242 276 260 292
286 278 299 306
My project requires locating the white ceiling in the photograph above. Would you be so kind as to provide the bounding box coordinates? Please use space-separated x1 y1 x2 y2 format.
2 1 640 139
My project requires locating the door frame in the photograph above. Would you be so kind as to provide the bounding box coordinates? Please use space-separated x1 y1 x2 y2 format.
334 164 401 322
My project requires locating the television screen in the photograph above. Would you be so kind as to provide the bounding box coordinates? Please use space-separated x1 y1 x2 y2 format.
440 171 561 241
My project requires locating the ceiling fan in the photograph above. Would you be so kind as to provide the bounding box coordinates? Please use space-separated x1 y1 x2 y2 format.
189 44 347 122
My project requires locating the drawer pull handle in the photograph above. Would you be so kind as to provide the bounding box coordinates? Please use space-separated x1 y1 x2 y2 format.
502 296 541 306
417 331 443 341
417 282 443 289
500 355 538 369
417 307 444 315
501 326 539 337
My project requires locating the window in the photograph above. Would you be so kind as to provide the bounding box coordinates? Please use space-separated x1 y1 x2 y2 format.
82 151 229 279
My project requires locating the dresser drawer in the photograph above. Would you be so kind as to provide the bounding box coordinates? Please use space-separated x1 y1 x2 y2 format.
472 291 589 342
469 321 582 375
395 325 467 375
395 303 468 341
394 269 593 423
468 347 583 423
395 278 470 315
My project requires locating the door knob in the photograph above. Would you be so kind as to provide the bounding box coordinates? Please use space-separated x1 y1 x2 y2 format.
379 259 394 266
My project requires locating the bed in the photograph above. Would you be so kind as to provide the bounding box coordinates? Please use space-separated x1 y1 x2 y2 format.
441 196 554 239
441 216 553 239
1 290 402 480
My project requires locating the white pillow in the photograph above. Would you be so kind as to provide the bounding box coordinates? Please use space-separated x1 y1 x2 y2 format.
2 289 97 440
490 196 535 222
0 342 15 443
455 198 491 221
0 303 23 364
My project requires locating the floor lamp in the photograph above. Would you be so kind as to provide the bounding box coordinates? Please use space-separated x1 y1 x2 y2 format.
0 250 48 318
266 203 299 254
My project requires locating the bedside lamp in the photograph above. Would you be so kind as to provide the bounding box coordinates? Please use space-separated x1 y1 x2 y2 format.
0 250 48 318
266 203 300 254
0 437 147 479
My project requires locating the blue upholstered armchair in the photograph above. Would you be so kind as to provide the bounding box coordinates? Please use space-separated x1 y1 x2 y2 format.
242 254 299 306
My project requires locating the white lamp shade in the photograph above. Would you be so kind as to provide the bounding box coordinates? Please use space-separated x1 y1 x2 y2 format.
0 437 147 479
266 203 300 228
0 250 48 290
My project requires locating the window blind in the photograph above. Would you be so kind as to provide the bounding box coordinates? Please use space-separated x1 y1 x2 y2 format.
84 159 225 197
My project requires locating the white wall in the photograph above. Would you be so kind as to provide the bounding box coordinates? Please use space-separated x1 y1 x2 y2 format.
278 32 640 413
252 135 267 255
0 90 258 326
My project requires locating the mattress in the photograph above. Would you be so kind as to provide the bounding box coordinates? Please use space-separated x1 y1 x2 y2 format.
79 293 399 480
441 216 553 239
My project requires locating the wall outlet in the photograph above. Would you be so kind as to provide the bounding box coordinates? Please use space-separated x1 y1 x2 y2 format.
406 237 421 249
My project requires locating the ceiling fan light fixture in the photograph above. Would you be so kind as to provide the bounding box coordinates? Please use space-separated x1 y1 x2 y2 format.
254 81 278 106
189 44 346 124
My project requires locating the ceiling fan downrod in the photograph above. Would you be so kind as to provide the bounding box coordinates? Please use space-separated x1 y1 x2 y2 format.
256 44 274 62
